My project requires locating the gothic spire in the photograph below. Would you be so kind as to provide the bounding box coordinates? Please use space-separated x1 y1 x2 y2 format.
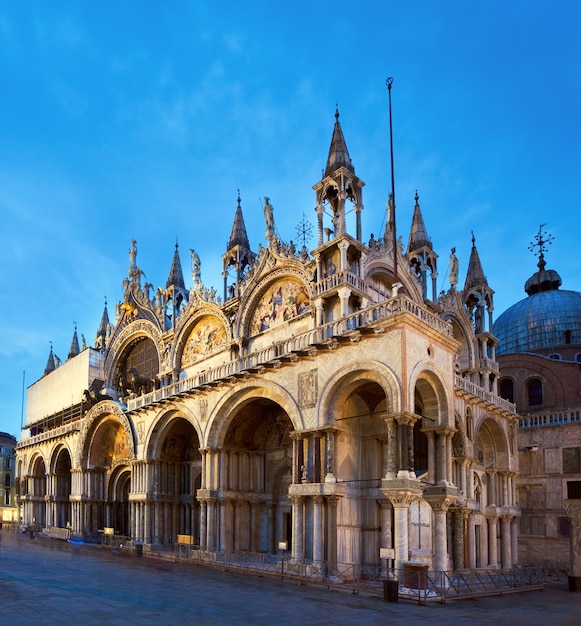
463 233 488 291
67 324 80 360
227 191 251 251
325 107 354 177
166 241 186 290
95 298 110 351
406 192 432 253
44 343 56 376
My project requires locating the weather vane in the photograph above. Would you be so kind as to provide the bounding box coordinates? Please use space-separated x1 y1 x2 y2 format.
295 213 313 248
528 224 553 269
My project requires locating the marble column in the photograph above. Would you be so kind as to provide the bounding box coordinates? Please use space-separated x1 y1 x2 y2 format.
312 496 323 565
511 517 519 566
392 502 410 572
500 516 512 568
327 496 339 575
487 515 498 568
291 496 303 562
199 500 207 549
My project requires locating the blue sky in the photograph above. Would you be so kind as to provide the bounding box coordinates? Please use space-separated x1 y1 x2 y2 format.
1 1 579 437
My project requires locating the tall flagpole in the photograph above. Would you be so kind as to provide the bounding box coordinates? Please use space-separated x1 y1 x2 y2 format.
20 370 26 431
386 77 397 283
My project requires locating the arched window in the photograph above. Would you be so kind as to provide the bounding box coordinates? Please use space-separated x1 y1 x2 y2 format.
499 378 514 404
466 407 474 439
528 378 543 406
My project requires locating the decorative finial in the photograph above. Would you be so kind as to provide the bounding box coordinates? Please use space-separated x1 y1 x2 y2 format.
415 190 419 204
237 188 241 205
386 76 394 91
528 224 553 271
175 236 179 250
295 213 313 248
471 231 476 246
335 103 339 121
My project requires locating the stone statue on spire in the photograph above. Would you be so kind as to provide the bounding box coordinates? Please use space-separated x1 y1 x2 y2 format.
449 247 459 289
190 249 202 289
263 197 275 245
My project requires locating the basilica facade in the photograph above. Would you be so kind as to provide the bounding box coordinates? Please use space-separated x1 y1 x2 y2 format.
15 111 519 575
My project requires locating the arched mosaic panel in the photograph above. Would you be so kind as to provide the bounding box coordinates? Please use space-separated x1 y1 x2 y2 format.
250 279 309 335
182 315 227 365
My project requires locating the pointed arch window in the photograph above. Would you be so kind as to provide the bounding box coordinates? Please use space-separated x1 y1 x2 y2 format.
527 378 543 407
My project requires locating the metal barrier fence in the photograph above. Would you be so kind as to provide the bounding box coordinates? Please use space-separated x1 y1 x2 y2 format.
101 533 134 550
167 546 554 603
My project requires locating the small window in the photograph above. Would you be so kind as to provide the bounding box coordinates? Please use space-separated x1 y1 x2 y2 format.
576 353 581 364
558 517 571 537
564 448 581 474
500 378 514 404
567 480 581 499
528 378 543 406
565 330 572 344
549 353 561 360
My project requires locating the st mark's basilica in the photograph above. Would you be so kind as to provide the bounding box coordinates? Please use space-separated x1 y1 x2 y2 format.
15 110 520 576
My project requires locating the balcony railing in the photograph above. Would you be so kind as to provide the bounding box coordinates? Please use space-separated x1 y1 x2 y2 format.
129 294 452 411
455 375 516 414
519 409 581 429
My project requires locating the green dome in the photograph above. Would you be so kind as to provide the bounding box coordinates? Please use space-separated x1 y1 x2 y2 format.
494 289 581 355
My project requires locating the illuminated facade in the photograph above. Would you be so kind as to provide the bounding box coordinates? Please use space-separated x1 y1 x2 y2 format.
16 111 519 574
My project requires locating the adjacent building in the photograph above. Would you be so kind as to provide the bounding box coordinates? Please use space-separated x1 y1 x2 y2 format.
495 227 581 567
0 431 17 525
15 110 519 575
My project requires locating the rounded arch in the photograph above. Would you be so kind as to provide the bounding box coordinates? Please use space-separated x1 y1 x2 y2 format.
145 406 203 459
105 319 163 394
237 267 313 340
365 259 423 303
49 442 74 474
474 415 510 470
206 380 302 448
409 362 452 426
319 360 402 425
77 401 136 468
173 307 231 370
50 444 73 528
443 312 476 373
108 464 131 536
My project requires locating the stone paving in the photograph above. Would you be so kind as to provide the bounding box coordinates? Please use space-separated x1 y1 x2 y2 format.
1 530 581 625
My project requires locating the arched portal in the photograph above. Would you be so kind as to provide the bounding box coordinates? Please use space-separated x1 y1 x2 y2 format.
333 380 389 567
151 417 201 545
53 447 72 528
85 417 132 534
29 456 47 528
219 398 292 555
109 466 131 536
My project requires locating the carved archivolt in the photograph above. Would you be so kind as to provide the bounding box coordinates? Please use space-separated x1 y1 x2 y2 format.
238 269 313 339
105 319 163 377
76 400 136 467
173 308 231 369
182 315 228 366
